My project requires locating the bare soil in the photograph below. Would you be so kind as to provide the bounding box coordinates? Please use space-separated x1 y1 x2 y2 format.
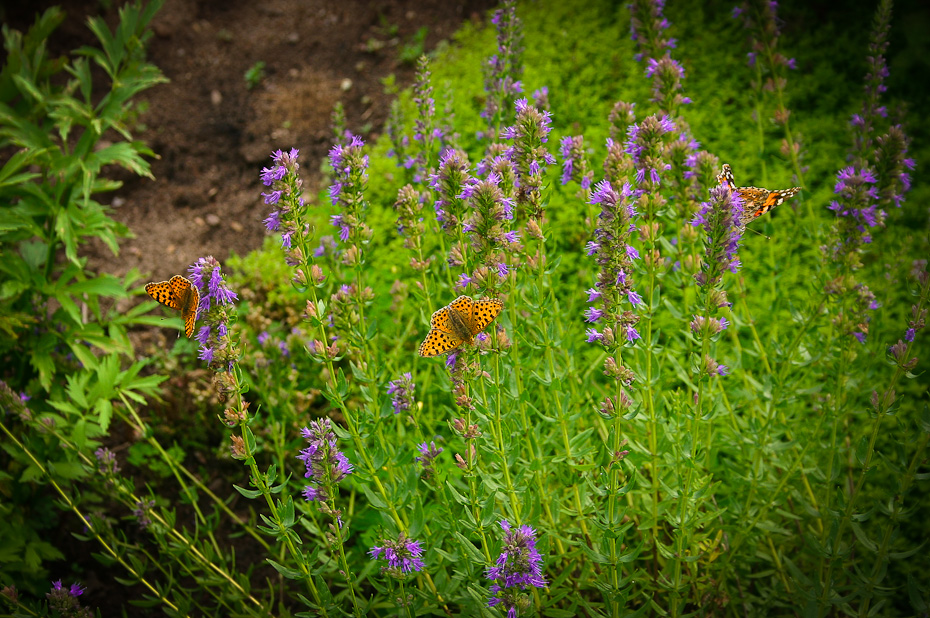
7 0 496 279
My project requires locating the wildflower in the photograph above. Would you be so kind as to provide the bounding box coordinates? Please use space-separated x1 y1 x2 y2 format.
487 520 546 617
416 441 443 480
645 54 690 113
94 447 119 476
692 181 744 288
133 499 155 530
625 115 675 189
430 148 471 234
460 172 518 295
850 0 894 166
690 315 729 337
587 180 642 346
408 56 441 183
501 98 556 216
298 419 353 503
628 0 676 61
874 125 913 209
387 373 416 415
481 0 524 141
328 134 372 251
394 184 427 251
370 534 426 577
47 580 91 618
824 166 882 267
260 149 302 249
189 257 239 371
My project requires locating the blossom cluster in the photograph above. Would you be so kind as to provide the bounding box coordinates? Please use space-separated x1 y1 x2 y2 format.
386 372 416 415
691 182 744 288
298 418 353 503
625 114 675 189
501 98 556 217
189 256 239 370
824 166 882 267
481 0 524 141
369 533 426 577
850 0 892 164
585 180 642 349
458 172 519 293
487 520 546 617
329 134 372 254
47 580 90 618
430 148 472 235
261 148 303 251
628 0 676 62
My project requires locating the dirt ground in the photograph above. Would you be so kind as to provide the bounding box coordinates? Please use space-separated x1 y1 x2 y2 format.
6 0 496 281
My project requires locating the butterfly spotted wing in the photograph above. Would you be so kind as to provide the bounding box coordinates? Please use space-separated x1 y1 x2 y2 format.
718 163 801 226
472 298 504 334
418 296 503 357
145 275 200 338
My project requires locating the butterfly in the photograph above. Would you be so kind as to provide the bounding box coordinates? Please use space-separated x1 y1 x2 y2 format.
145 275 200 338
717 163 801 227
418 295 504 357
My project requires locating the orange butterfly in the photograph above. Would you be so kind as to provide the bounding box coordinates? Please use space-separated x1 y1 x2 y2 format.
717 163 801 227
418 295 504 357
145 275 199 338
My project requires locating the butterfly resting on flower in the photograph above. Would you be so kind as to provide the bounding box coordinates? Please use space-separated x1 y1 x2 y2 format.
717 163 801 228
145 275 199 338
418 296 504 357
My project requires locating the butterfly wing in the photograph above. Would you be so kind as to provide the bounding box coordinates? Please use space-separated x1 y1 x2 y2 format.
471 298 503 335
178 282 200 338
146 276 199 338
717 163 736 191
145 280 182 309
429 305 457 333
418 321 465 357
737 186 801 225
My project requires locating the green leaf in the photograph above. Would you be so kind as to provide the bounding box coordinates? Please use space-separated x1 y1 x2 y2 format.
232 484 261 499
266 559 304 580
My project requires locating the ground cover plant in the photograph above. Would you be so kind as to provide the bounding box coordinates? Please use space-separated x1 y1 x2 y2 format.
1 0 928 616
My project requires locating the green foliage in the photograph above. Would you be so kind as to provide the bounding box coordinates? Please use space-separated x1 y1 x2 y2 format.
244 60 266 90
0 0 169 595
399 27 430 65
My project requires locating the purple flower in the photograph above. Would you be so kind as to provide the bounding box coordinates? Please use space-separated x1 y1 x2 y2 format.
370 534 426 576
585 307 605 323
416 441 443 479
94 447 119 475
586 328 603 343
387 373 416 415
586 179 642 351
501 98 554 214
693 176 745 288
188 257 238 370
487 520 546 614
298 419 353 503
431 149 471 234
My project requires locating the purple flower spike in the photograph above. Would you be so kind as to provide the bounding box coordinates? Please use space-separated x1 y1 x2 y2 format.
487 520 546 615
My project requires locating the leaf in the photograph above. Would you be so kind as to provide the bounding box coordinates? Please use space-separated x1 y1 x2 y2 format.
232 484 261 499
266 559 304 580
